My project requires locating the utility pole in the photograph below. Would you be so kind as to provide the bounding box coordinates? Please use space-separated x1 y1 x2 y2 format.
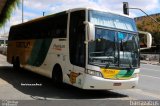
3 24 5 34
22 0 24 23
43 12 45 16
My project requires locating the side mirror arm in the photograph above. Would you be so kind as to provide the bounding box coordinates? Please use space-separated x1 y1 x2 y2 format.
138 31 152 50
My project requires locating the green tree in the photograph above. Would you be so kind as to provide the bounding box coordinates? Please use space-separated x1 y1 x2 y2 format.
136 16 160 46
0 0 20 28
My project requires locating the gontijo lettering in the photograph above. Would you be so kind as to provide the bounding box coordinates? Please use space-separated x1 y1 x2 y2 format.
16 42 30 48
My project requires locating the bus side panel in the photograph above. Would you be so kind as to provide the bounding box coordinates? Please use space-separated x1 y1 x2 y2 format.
7 40 35 65
27 39 52 67
32 39 68 79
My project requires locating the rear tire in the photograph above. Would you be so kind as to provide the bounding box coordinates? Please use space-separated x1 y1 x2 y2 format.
13 57 20 71
52 65 63 87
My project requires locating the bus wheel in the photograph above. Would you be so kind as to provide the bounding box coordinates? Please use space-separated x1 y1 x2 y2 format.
13 57 20 71
11 57 14 64
52 65 63 87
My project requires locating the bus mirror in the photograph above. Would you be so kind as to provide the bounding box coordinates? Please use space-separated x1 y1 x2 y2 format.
84 22 95 41
138 31 152 50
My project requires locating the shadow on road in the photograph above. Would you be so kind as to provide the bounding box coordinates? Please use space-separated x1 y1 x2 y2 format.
0 66 128 100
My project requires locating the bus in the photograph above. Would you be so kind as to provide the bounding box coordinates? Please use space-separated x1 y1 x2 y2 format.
7 8 152 89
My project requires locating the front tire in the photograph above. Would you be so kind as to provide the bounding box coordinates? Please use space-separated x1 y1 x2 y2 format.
13 57 20 71
52 65 63 87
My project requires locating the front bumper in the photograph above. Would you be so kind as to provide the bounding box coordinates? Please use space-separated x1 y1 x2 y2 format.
82 74 138 90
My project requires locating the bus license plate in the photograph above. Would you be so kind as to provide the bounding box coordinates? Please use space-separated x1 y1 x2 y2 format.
113 83 121 86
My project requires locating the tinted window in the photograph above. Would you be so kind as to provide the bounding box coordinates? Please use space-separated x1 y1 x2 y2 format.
69 10 85 67
9 12 68 40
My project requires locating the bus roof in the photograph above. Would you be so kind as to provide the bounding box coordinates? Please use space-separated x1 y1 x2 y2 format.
68 7 132 18
11 11 66 28
11 7 133 28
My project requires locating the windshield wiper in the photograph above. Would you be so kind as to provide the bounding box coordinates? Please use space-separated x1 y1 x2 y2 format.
105 62 110 68
117 35 120 67
121 40 133 68
105 34 118 68
125 52 133 68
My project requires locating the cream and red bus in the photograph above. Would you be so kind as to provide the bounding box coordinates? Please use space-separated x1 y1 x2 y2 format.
7 8 152 89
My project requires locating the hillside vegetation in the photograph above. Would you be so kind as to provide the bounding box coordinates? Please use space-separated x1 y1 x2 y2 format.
136 15 160 46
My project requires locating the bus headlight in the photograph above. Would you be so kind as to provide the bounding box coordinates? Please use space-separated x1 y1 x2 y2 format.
132 73 139 78
85 70 102 77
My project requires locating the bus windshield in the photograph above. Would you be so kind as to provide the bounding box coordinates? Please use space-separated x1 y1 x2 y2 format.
88 28 139 68
89 10 137 32
88 10 139 68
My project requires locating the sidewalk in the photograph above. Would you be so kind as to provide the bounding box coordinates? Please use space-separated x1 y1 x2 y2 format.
140 60 160 66
0 54 11 66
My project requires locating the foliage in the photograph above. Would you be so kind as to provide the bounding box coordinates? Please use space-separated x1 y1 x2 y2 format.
0 0 20 28
136 15 160 45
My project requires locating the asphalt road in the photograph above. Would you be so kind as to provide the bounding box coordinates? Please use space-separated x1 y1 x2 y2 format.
0 54 160 105
139 64 160 95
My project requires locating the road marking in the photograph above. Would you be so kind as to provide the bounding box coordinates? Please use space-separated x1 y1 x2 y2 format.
107 97 137 100
140 74 160 80
126 89 160 100
141 68 160 72
30 96 70 100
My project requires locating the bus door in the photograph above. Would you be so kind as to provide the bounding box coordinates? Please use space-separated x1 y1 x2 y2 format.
67 10 86 87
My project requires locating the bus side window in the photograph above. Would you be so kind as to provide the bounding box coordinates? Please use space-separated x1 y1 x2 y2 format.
51 14 67 38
